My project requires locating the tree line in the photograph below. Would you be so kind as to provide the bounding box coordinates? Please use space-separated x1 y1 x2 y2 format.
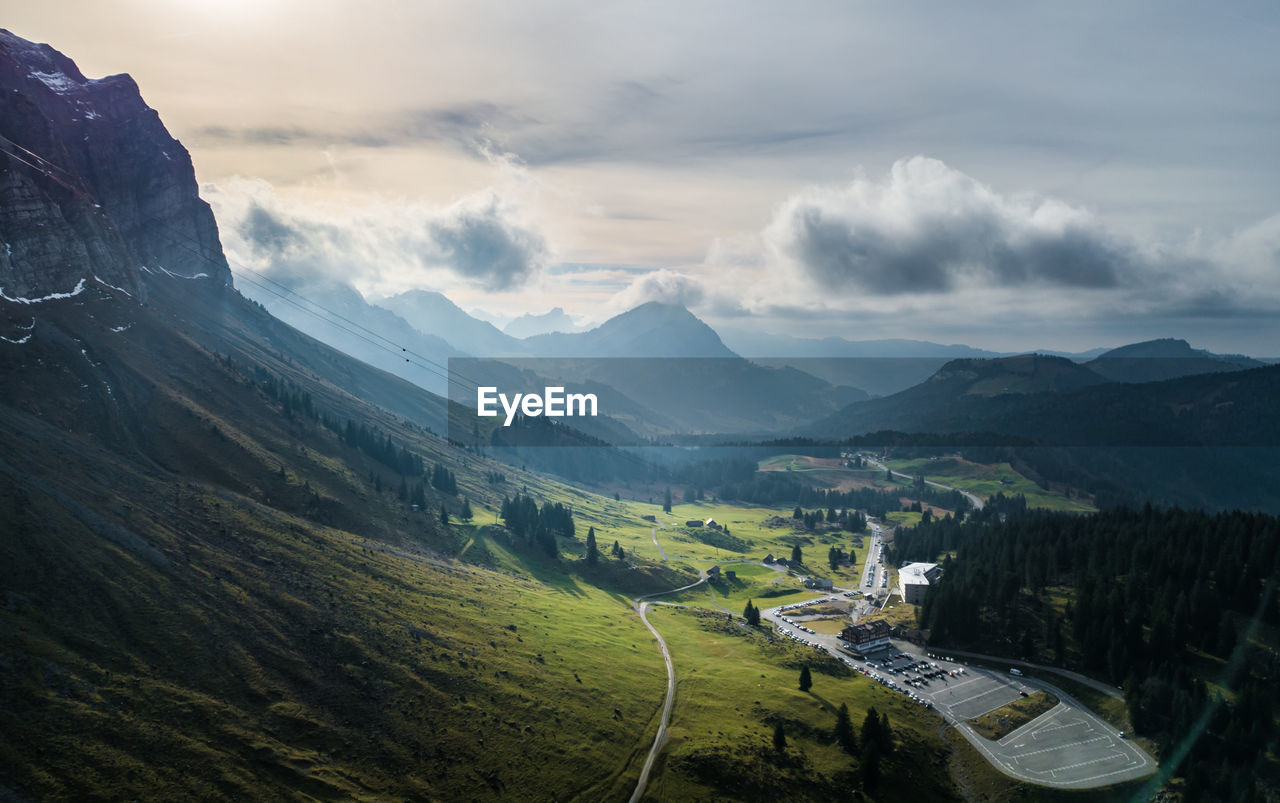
894 498 1280 797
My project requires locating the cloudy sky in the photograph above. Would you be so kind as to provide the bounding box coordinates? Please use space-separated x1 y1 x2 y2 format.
10 0 1280 352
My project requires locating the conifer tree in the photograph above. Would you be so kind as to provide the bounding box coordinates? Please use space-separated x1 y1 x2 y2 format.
835 703 856 754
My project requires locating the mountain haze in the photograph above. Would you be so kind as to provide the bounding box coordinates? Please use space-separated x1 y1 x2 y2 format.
377 288 522 355
240 278 463 398
523 301 737 358
502 306 581 338
1085 337 1264 383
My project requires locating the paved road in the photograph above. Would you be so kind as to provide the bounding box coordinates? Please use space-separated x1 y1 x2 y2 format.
932 647 1123 700
761 600 1155 789
856 523 892 606
859 525 881 590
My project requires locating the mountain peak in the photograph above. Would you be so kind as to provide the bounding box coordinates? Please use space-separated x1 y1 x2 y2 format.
503 305 581 338
617 300 695 319
376 288 519 356
521 300 736 357
0 29 230 297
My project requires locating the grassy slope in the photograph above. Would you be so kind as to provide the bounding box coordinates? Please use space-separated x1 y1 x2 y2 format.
642 606 960 801
884 456 1095 512
0 410 675 800
0 292 688 800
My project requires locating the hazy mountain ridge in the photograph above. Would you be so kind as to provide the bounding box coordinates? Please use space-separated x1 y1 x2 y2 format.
1085 337 1265 383
522 301 738 358
807 355 1280 510
812 353 1279 446
238 278 464 397
502 306 582 338
377 288 523 356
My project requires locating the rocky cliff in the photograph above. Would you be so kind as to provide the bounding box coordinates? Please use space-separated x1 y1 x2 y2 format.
0 29 229 298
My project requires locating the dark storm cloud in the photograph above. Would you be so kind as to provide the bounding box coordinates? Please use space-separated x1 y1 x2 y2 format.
226 186 545 290
239 202 306 254
423 193 548 291
769 157 1136 295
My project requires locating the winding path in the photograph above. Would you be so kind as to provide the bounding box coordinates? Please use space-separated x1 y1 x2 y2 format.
628 520 704 802
649 524 669 560
629 573 705 803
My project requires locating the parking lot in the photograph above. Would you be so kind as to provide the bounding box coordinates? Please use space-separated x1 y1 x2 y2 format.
762 598 1155 790
856 644 1155 788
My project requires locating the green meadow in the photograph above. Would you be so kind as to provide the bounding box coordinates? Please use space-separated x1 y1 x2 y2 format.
640 605 962 801
884 456 1096 512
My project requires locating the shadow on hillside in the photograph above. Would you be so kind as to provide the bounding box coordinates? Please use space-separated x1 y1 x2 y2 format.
515 551 590 598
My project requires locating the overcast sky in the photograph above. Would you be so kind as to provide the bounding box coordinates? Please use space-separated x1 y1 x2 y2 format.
10 0 1280 353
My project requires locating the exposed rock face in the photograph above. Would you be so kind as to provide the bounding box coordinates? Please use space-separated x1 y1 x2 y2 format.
0 29 230 298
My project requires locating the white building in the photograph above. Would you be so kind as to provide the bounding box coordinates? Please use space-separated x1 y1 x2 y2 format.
898 562 942 604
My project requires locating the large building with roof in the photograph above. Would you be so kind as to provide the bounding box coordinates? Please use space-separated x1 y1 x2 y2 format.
839 620 892 654
898 562 942 604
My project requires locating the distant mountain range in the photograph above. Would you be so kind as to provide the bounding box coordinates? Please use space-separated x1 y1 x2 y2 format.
239 279 464 396
238 269 1274 440
376 289 522 356
503 306 582 338
808 352 1279 445
718 328 1005 359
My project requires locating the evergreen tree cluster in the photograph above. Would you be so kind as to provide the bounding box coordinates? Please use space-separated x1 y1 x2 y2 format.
714 471 963 521
338 419 425 477
896 498 1280 790
249 364 318 423
828 545 847 570
430 462 458 494
743 599 761 627
499 493 576 558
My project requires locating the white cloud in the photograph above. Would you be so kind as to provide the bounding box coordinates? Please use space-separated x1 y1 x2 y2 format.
608 268 706 310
